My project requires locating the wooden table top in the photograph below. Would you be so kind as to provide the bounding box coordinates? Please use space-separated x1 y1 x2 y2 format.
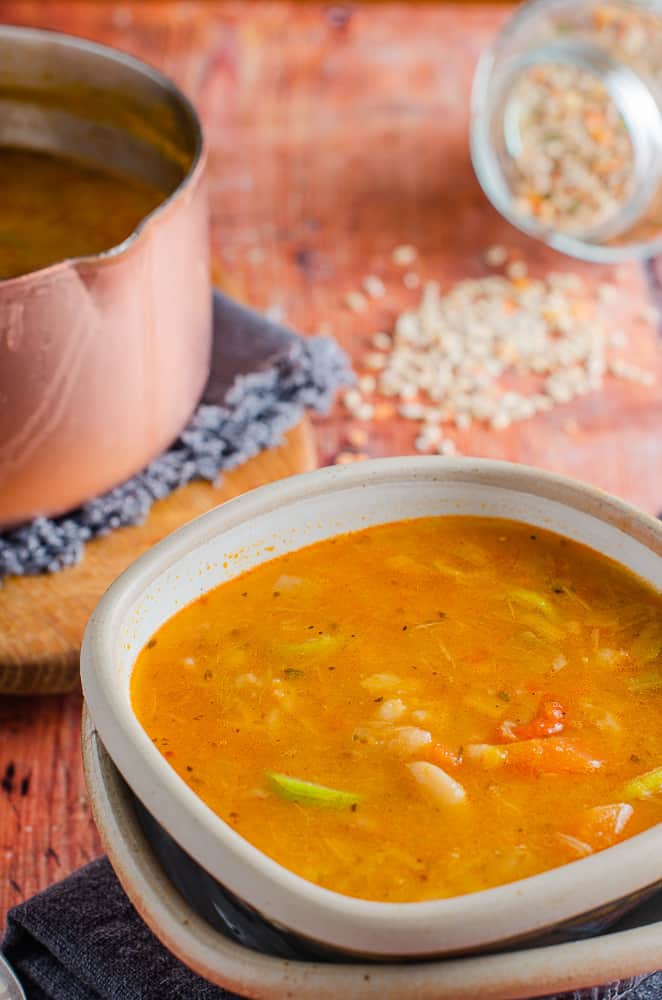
2 0 661 927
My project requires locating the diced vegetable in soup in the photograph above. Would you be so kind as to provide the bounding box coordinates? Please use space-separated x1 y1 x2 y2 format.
131 517 662 903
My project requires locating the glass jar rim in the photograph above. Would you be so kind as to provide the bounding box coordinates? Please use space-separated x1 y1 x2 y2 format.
470 0 662 262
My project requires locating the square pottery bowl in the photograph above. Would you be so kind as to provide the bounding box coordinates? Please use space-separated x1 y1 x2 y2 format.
81 457 662 961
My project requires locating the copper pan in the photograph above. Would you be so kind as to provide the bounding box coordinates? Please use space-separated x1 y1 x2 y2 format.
0 25 211 529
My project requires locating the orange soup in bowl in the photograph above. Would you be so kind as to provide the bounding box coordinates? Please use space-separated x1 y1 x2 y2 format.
131 516 662 903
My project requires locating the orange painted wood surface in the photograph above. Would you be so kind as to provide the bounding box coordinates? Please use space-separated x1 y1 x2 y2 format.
0 421 316 922
1 0 661 925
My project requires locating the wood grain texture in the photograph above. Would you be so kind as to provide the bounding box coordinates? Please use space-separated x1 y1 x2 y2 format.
0 420 316 695
0 691 101 918
1 0 661 927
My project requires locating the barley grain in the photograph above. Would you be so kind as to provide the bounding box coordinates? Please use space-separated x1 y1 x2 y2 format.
358 374 377 394
355 402 375 421
507 260 528 280
340 251 655 443
485 245 508 267
363 275 386 299
344 291 367 313
372 331 392 350
392 244 418 266
347 426 369 448
343 389 362 411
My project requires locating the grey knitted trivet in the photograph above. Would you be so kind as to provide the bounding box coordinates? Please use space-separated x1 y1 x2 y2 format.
0 291 352 579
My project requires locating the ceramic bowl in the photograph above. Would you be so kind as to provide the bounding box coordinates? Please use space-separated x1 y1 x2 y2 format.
81 457 662 960
82 709 662 1000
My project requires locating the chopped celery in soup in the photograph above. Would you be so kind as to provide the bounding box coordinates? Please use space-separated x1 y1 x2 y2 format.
131 517 662 903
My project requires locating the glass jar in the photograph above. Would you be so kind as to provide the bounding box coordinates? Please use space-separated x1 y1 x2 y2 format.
471 0 662 261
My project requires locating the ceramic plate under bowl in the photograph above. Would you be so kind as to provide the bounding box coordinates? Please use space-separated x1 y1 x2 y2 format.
82 711 662 1000
0 954 26 1000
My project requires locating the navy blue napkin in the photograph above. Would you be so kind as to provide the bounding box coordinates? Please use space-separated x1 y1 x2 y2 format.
2 858 234 1000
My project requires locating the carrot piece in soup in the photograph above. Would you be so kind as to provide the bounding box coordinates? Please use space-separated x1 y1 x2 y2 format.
466 737 601 774
500 697 567 741
505 737 603 775
569 803 633 850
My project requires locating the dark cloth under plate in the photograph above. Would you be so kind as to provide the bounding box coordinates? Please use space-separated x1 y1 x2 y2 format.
2 857 661 1000
2 858 233 1000
0 292 352 579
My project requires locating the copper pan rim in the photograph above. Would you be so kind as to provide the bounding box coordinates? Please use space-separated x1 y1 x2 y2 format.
0 22 205 286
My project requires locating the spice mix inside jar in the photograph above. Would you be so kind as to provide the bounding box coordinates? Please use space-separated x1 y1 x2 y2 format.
471 0 662 261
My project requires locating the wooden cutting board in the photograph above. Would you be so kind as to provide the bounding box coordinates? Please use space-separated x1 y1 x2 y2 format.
0 419 316 696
